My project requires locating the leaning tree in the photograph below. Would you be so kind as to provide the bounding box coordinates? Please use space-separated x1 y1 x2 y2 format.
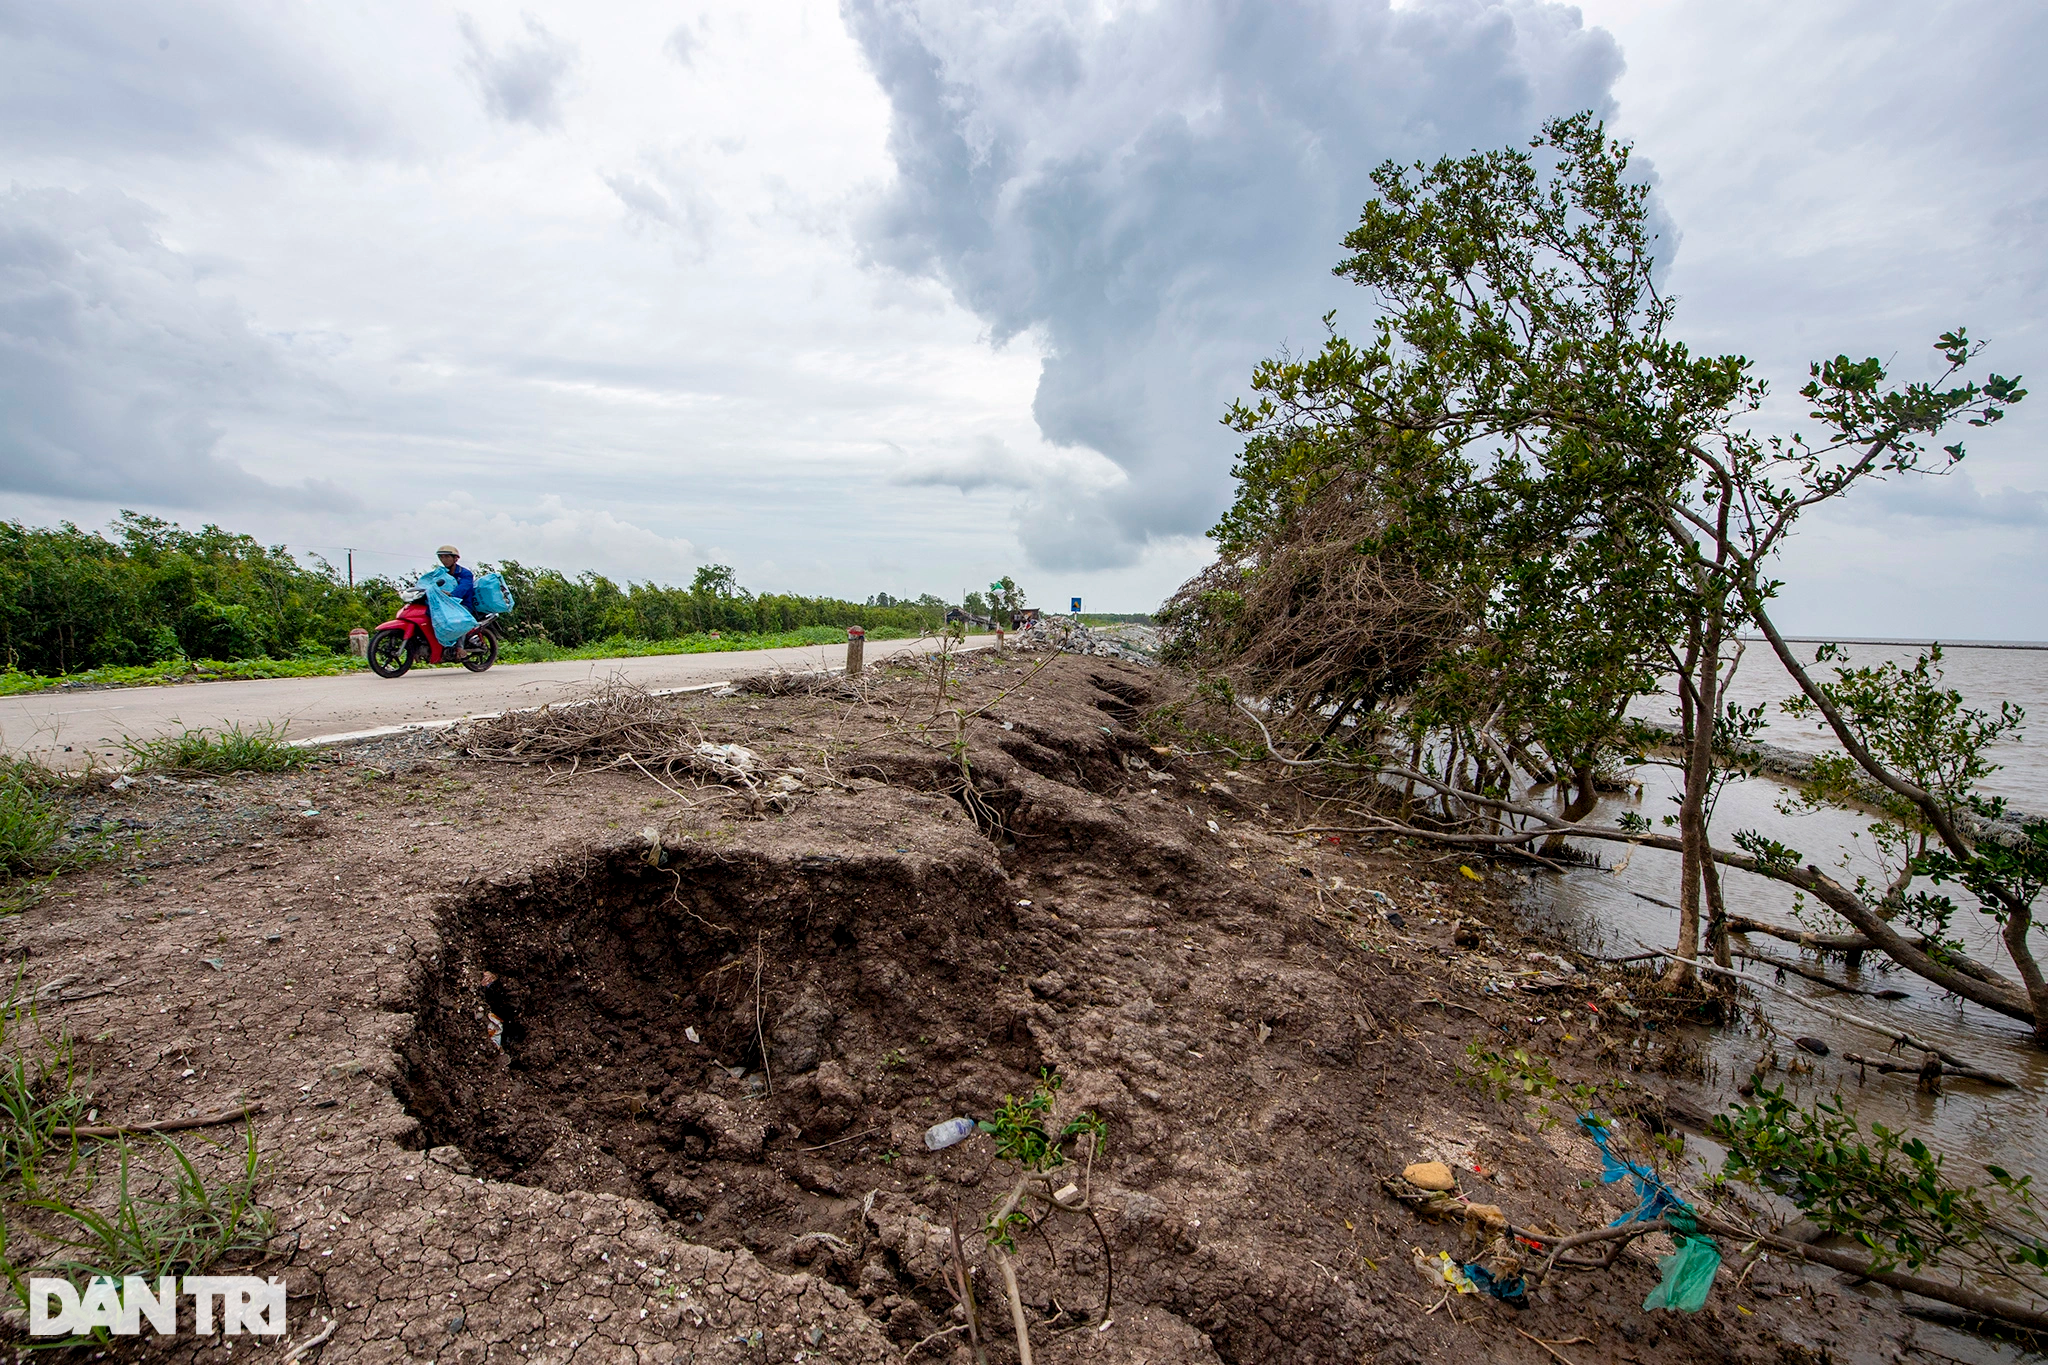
1187 113 2042 1042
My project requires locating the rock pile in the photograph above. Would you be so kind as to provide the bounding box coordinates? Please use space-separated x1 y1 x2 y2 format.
1012 617 1160 665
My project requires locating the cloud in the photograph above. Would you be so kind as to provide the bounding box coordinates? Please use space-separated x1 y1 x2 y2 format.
377 494 702 584
1847 469 2048 529
0 1 387 158
891 434 1042 493
459 12 576 130
844 0 1625 571
0 185 356 512
664 23 701 67
602 166 713 250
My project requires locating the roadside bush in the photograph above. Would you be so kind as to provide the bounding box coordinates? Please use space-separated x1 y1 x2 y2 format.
2 514 960 680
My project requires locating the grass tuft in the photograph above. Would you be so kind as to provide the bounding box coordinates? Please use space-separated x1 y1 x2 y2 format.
118 723 314 776
0 983 90 1193
0 761 64 877
0 975 274 1337
30 1128 273 1284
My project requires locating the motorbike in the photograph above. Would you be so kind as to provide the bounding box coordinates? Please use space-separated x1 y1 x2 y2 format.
366 596 503 678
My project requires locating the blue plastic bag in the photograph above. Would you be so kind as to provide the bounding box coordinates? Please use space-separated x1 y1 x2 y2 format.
472 572 514 614
1580 1116 1722 1313
415 567 479 647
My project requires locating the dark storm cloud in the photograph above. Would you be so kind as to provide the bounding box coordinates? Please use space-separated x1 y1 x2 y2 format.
0 186 355 511
844 0 1625 571
459 12 577 130
0 2 385 157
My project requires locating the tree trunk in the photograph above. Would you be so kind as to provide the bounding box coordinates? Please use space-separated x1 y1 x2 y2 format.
2001 903 2048 1049
1541 763 1600 855
1702 851 1732 969
1301 695 1361 759
1667 602 1724 988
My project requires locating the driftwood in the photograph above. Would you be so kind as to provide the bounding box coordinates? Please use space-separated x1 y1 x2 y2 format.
65 1102 263 1140
1633 944 2018 1088
1729 945 1909 1000
1840 1050 2016 1089
1690 1211 2048 1335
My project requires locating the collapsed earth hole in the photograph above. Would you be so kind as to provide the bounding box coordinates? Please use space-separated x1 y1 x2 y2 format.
396 842 1048 1267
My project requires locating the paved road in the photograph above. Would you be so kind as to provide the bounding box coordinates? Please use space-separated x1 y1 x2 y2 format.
1 636 994 770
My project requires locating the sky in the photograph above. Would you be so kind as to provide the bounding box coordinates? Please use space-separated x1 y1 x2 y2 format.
2 0 2043 632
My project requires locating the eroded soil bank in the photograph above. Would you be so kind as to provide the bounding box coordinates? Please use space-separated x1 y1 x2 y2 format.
0 654 1960 1362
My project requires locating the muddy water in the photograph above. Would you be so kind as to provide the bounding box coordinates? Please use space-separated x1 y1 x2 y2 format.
1528 640 2048 1182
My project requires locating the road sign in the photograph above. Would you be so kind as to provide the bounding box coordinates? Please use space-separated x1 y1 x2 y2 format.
1070 597 1082 613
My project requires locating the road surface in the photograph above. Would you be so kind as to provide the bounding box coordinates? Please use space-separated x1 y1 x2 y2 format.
1 636 994 770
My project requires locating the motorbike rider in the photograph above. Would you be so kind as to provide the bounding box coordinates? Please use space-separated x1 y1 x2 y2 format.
435 545 477 609
435 545 478 659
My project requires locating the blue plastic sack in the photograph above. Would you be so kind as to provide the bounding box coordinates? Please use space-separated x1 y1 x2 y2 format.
472 572 514 614
415 567 479 647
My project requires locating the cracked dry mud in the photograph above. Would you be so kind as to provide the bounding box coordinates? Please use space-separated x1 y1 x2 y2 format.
4 657 1923 1362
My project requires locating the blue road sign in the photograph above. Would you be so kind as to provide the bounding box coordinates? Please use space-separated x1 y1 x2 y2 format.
1071 597 1082 613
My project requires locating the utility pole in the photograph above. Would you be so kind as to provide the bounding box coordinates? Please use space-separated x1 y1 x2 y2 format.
345 549 354 588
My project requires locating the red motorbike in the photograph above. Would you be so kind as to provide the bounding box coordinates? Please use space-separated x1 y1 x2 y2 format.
366 600 502 677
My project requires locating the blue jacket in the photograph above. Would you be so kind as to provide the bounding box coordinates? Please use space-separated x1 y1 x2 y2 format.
445 563 476 609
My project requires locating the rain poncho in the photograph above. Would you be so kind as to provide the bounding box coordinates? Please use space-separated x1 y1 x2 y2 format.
417 567 481 647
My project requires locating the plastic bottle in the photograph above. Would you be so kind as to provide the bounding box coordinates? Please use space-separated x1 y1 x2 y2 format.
923 1117 977 1151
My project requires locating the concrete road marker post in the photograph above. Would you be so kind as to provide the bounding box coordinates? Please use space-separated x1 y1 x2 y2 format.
845 626 865 677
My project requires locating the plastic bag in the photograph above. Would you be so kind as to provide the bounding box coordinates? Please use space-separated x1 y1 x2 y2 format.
473 571 514 614
415 567 479 647
1642 1229 1721 1312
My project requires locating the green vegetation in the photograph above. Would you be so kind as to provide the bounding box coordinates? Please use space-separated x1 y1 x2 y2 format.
0 762 65 879
494 561 958 646
1461 1043 1634 1128
1715 1088 2047 1297
0 990 90 1193
1 655 363 697
1166 111 2046 1045
118 723 315 777
970 1070 1111 1360
2 513 1023 691
495 622 922 665
26 1129 272 1287
0 760 112 911
978 1070 1107 1235
0 514 374 675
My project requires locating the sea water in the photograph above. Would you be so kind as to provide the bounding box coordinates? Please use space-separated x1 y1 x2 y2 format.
1531 641 2048 1186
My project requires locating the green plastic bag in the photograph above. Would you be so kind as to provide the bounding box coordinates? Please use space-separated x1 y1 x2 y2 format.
1642 1229 1721 1312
